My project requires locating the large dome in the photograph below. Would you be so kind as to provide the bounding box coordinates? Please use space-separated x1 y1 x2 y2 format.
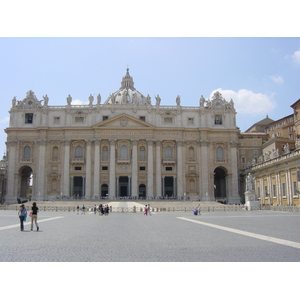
104 68 150 105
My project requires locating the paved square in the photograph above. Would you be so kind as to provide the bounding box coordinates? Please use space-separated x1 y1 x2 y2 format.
1 209 300 261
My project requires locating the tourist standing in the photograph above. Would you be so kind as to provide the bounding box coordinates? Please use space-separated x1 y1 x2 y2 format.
93 204 97 215
144 205 148 216
30 202 39 231
18 204 27 231
148 204 151 216
76 205 80 214
82 205 86 215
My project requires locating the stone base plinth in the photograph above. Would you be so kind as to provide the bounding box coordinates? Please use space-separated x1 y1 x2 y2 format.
245 200 261 210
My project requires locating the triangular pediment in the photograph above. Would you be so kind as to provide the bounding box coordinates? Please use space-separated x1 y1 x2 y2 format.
92 113 155 129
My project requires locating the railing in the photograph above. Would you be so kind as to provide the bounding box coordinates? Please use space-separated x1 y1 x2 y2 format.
2 204 300 213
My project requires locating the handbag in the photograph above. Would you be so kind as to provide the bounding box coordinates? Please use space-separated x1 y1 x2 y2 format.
23 213 27 222
29 212 32 217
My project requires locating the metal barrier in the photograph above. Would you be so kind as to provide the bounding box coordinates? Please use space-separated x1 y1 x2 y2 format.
1 205 300 213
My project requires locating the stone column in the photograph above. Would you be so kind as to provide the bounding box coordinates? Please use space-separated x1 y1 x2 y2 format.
5 140 18 203
147 139 154 199
85 140 92 199
108 139 116 199
199 139 210 201
36 139 47 201
155 140 162 198
93 140 100 199
229 141 240 204
177 140 184 199
131 139 138 198
62 139 71 197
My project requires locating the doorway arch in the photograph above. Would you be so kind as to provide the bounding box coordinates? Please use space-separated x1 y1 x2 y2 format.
19 166 33 199
214 167 227 201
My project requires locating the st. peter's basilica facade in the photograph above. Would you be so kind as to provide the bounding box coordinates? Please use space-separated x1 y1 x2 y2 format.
4 69 241 204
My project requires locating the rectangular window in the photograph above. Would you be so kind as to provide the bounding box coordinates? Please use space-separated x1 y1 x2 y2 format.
187 117 194 125
166 167 172 171
25 113 33 124
282 183 286 197
140 166 146 171
215 115 222 125
293 181 298 196
54 116 60 124
102 166 108 171
164 117 173 124
75 116 84 123
75 166 82 171
273 184 276 197
139 116 146 122
103 116 109 121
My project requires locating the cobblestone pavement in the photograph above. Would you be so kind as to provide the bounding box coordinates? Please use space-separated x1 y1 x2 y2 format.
1 209 300 262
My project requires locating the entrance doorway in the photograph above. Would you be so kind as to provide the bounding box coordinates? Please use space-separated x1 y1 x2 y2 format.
164 176 174 197
214 167 227 201
101 184 108 198
139 184 146 199
119 176 129 197
73 176 84 197
19 166 33 199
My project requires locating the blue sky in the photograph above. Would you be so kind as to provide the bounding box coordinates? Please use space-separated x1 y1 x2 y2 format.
1 37 299 157
0 1 299 158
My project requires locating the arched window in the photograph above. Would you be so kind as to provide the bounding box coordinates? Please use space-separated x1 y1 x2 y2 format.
75 146 83 158
52 146 59 161
139 146 146 160
24 146 31 159
120 145 128 158
165 146 172 158
216 147 224 161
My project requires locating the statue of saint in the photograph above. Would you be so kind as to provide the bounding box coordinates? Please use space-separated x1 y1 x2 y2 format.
89 94 94 105
97 93 101 105
246 173 254 192
200 95 205 107
67 94 72 105
12 96 16 107
43 94 49 106
155 95 161 106
176 95 181 106
146 94 151 105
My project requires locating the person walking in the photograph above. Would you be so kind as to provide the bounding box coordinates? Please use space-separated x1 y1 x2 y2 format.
18 204 27 231
30 202 39 231
76 205 80 214
93 204 97 215
144 205 148 216
82 205 86 215
148 204 152 216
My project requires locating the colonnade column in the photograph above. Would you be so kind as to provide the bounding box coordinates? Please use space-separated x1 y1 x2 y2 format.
229 141 240 203
131 139 138 198
5 140 17 203
177 140 184 198
62 139 70 196
36 139 47 201
85 140 92 199
155 140 162 198
147 140 154 199
108 139 116 199
93 140 100 199
199 140 210 201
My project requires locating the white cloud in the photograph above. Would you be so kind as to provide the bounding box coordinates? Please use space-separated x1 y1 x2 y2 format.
270 75 284 84
292 48 300 65
71 99 88 105
210 88 276 115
